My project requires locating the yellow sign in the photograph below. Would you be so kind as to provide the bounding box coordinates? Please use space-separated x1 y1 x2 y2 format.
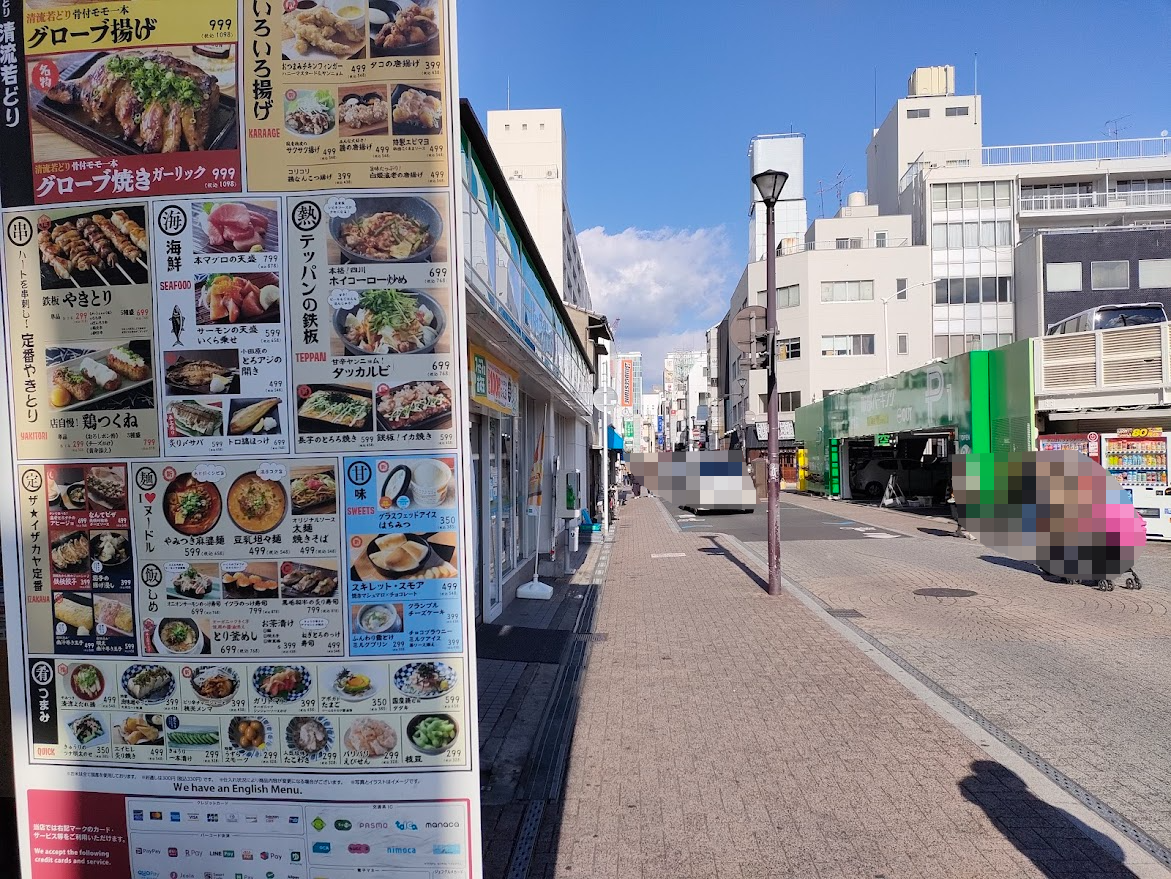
469 345 519 417
24 1 236 55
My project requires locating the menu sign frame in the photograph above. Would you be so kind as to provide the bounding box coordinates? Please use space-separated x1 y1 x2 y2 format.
0 1 482 877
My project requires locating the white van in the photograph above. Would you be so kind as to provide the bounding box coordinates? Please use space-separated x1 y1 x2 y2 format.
1046 302 1168 336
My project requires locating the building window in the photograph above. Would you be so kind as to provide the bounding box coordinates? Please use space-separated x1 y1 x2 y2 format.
835 237 862 250
996 220 1012 246
934 335 948 359
1139 259 1171 289
897 334 908 355
995 181 1011 207
980 221 995 247
947 224 962 249
963 183 978 208
931 185 946 209
998 277 1012 302
821 280 874 302
1046 262 1082 292
945 106 970 117
875 231 887 248
778 391 802 411
821 334 875 356
776 284 800 308
965 278 980 303
934 280 948 304
947 183 962 210
896 278 907 300
907 107 930 119
979 181 995 208
931 223 946 249
822 389 836 399
1091 260 1130 290
777 337 801 360
999 333 1013 346
963 222 978 248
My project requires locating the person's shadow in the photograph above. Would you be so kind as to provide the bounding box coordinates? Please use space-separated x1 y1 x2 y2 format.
959 760 1139 877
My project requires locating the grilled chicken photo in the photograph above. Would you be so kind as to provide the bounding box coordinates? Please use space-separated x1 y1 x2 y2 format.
44 51 220 154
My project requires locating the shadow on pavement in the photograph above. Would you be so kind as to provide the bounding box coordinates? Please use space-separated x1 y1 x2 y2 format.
959 760 1138 878
918 526 959 538
698 538 768 593
979 554 1070 583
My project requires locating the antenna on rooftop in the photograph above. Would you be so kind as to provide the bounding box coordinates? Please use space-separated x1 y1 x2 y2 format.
1102 115 1131 140
814 170 851 218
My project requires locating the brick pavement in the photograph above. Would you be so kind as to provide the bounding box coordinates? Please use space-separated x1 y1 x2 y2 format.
739 491 1171 852
524 498 1147 878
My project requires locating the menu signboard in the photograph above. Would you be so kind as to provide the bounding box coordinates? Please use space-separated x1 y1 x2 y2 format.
0 1 480 877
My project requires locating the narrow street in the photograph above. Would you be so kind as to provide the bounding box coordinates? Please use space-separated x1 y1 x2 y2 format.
675 492 1171 860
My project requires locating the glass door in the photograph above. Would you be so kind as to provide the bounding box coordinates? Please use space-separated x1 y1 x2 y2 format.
469 414 483 623
486 417 502 620
500 420 516 575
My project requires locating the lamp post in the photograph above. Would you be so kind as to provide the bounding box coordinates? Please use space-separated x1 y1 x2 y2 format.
883 278 942 376
752 169 788 597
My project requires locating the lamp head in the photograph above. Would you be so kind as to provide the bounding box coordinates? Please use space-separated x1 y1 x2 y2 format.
752 169 789 207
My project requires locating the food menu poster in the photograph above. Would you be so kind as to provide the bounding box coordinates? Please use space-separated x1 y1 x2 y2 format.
0 0 482 877
0 2 242 206
243 0 449 193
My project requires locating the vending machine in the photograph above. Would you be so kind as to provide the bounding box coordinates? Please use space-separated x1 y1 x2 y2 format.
1101 428 1171 540
1037 433 1100 463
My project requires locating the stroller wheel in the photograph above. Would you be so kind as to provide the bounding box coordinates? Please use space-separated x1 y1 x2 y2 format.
1095 579 1114 591
1124 571 1143 590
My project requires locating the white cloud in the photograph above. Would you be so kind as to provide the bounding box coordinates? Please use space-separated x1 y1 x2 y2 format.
577 225 738 386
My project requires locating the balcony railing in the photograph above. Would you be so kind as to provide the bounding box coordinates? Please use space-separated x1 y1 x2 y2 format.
985 137 1171 166
898 137 1171 192
1019 189 1171 212
778 237 911 256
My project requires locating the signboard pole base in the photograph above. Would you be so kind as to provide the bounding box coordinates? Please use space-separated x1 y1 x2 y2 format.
517 553 554 600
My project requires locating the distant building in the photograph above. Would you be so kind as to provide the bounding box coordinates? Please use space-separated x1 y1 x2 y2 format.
486 108 592 310
749 133 808 261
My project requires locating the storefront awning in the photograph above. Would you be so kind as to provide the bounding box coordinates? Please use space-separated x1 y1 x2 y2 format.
607 425 624 450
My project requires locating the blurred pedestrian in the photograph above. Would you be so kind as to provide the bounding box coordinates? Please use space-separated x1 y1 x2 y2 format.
947 479 977 541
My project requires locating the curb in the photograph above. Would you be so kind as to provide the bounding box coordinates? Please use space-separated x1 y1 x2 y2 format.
715 531 1171 878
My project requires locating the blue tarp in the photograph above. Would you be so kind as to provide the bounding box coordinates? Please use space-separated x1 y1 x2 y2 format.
607 425 624 450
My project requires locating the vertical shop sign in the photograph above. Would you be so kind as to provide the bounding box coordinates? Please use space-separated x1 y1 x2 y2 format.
0 1 481 877
620 357 633 408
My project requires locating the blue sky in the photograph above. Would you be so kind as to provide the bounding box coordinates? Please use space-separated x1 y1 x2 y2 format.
457 0 1171 385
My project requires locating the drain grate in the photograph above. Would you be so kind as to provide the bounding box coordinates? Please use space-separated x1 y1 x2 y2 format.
914 587 977 598
505 799 546 879
827 608 865 619
577 632 608 643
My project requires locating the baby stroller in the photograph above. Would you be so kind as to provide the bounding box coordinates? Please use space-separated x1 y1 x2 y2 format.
1064 568 1143 592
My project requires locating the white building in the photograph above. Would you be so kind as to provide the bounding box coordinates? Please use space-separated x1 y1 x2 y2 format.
486 108 592 310
663 351 705 448
724 194 934 436
873 65 1171 358
704 324 722 447
749 133 808 260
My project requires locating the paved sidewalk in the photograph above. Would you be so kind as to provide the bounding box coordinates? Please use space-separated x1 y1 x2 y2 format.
526 497 1149 878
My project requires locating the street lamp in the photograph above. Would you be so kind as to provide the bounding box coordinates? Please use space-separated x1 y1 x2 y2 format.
752 168 788 597
882 278 942 377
